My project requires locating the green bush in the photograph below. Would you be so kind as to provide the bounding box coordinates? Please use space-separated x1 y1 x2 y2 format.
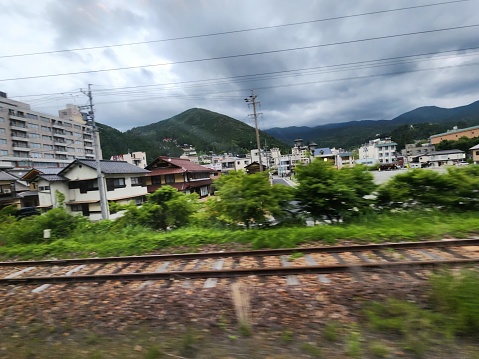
430 269 479 336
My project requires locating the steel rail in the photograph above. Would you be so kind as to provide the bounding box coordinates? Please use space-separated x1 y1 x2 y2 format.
1 258 478 285
1 238 478 267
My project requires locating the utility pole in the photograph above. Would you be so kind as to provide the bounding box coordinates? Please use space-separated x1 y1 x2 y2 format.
81 84 109 220
244 91 263 172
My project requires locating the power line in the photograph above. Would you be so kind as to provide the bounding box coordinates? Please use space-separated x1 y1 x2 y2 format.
11 46 479 104
1 23 478 83
0 0 470 59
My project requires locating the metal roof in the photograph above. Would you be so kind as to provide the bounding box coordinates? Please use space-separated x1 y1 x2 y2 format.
61 159 150 175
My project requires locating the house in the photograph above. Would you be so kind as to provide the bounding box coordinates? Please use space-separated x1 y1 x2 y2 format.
145 156 215 198
416 149 465 167
244 161 267 174
220 156 250 174
23 159 150 220
0 170 38 209
470 144 479 164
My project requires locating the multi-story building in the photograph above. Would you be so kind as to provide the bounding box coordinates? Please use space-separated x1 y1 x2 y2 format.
430 125 479 145
110 152 147 168
0 91 99 168
358 138 397 165
402 142 435 163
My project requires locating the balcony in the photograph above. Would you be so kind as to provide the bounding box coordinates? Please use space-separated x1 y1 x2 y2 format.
11 132 29 141
9 121 27 130
12 145 30 151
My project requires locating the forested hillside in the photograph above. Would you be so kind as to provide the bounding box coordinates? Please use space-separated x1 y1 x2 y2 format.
99 108 289 162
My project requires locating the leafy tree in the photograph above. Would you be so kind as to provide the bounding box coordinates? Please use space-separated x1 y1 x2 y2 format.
294 160 376 222
436 136 479 153
207 171 293 229
116 186 199 230
377 166 479 211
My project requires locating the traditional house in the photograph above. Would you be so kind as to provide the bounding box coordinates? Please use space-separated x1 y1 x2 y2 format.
0 170 37 209
145 156 215 198
23 159 150 220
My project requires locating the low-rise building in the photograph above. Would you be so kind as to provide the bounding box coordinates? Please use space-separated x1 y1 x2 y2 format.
23 159 150 220
417 149 465 167
145 156 215 198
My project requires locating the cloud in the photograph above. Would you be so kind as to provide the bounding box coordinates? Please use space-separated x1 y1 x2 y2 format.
0 0 478 134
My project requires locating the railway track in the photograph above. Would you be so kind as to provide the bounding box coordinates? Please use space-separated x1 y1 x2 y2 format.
1 238 479 290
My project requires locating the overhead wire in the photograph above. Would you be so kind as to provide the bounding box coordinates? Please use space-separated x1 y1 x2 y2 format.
0 0 470 59
1 23 478 83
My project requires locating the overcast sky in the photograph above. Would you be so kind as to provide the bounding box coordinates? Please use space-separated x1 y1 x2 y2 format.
1 0 478 132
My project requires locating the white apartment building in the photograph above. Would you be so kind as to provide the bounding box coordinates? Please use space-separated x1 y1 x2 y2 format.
358 138 397 165
250 147 282 168
110 151 147 168
0 91 99 169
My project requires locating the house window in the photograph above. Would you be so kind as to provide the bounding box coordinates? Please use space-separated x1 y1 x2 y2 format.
0 128 5 134
151 176 161 185
106 178 126 191
131 177 143 186
39 186 50 192
0 139 6 145
476 151 479 156
165 174 175 184
71 204 83 212
0 150 7 156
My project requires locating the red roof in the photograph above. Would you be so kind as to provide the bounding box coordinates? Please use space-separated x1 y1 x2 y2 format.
147 156 216 173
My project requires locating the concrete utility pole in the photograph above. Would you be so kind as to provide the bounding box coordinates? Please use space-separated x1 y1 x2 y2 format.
81 84 109 220
244 91 263 172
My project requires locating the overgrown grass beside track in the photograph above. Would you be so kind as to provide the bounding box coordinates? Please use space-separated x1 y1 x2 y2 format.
1 209 478 260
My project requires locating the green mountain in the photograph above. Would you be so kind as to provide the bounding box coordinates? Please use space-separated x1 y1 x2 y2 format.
265 100 479 151
99 108 289 162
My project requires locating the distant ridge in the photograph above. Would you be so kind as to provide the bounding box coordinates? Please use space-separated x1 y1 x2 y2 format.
265 100 479 150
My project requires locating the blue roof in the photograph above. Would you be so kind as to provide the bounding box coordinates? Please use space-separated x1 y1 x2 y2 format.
313 148 332 156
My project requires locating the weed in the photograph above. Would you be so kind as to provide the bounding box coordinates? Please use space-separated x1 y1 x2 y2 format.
144 345 162 359
178 332 197 358
300 342 322 357
280 330 294 343
345 326 363 358
289 252 303 261
324 322 340 342
368 341 390 358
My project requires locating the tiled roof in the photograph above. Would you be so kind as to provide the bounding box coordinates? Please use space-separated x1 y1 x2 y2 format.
61 159 150 175
313 148 332 156
0 171 18 181
39 174 67 182
148 156 213 173
147 168 185 176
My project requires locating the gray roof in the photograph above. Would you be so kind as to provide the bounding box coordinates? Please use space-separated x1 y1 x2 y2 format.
0 171 18 181
60 159 150 175
39 174 67 182
423 149 464 155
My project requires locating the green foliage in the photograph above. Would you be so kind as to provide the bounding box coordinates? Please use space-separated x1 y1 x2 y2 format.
368 341 390 358
377 167 479 211
436 135 479 153
0 208 86 245
365 298 447 357
324 321 340 342
429 269 479 336
295 161 376 222
345 325 363 358
206 171 294 229
55 190 66 207
115 186 199 231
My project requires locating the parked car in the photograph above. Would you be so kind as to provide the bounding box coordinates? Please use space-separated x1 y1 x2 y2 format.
15 207 40 219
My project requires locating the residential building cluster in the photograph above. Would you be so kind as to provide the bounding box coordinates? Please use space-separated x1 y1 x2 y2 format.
1 92 478 220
